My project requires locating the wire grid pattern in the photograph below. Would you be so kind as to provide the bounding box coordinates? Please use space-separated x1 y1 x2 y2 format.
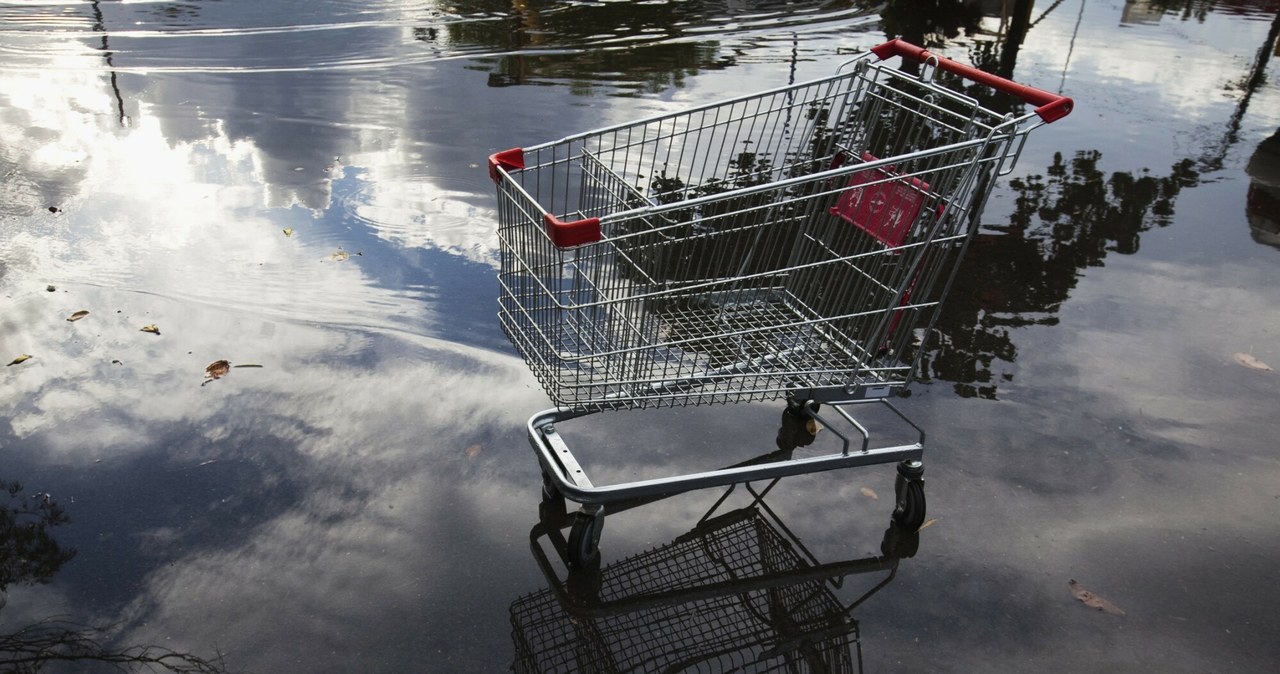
510 509 858 673
497 55 1033 410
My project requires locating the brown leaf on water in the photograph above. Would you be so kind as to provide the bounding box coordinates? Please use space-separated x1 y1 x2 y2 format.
67 310 89 322
465 444 483 461
859 487 878 500
205 360 231 379
330 250 349 262
7 354 33 366
1069 579 1125 615
282 228 294 237
1234 352 1272 371
140 324 161 335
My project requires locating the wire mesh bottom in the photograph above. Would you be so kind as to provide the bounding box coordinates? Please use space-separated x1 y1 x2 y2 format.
510 509 859 673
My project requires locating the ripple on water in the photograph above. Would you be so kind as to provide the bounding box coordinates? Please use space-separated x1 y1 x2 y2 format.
0 0 878 74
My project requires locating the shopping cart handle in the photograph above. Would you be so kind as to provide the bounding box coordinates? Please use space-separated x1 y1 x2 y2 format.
870 39 1073 123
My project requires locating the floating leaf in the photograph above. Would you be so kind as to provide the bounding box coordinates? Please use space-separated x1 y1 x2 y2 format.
859 487 878 500
205 360 231 379
66 310 89 322
282 228 294 237
465 444 483 461
7 354 33 366
140 324 161 335
1068 579 1125 615
1234 352 1272 371
916 518 938 532
330 250 349 262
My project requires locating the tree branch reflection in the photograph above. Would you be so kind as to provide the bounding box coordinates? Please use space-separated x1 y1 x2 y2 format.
886 0 1278 398
0 478 237 674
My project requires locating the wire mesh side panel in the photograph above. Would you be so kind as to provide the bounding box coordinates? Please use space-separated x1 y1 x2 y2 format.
511 509 857 674
781 64 1019 395
497 59 1026 409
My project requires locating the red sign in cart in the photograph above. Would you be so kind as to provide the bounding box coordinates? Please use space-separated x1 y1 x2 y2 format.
830 154 930 248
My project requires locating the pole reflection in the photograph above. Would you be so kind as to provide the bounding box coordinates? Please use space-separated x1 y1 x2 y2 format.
1246 129 1280 248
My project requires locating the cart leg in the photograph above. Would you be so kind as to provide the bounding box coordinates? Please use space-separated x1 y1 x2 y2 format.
777 400 820 452
891 459 926 530
785 395 818 417
538 469 567 524
567 505 604 571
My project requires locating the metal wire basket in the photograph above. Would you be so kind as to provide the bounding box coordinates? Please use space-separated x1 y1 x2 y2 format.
490 40 1072 411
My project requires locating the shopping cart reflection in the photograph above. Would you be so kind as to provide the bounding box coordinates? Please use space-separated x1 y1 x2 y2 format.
511 473 920 673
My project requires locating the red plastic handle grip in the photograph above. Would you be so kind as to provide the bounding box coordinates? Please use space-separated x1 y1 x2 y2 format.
870 39 1073 123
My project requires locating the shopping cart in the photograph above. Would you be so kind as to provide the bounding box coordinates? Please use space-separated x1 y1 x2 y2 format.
489 39 1072 568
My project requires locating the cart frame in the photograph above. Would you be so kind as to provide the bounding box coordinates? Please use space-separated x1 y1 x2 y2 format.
489 40 1072 568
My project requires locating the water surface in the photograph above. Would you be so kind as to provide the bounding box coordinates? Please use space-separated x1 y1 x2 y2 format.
2 1 1279 672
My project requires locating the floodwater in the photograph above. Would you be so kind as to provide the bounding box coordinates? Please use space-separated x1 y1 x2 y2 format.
2 0 1278 672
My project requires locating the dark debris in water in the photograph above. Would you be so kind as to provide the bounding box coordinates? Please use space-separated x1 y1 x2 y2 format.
1069 579 1125 616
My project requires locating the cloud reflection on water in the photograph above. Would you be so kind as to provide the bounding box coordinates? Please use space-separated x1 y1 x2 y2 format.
3 293 555 671
0 39 560 670
91 353 546 672
3 2 1280 672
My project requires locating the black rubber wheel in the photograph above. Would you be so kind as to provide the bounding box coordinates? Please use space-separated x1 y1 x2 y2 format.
892 478 926 531
776 405 818 452
880 522 921 559
567 513 601 570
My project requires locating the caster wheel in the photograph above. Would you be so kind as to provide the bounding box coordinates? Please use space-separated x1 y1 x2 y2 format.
567 513 602 570
892 460 926 530
785 397 818 416
777 407 818 452
881 522 921 559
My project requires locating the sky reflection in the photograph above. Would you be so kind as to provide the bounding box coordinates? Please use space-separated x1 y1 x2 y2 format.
3 1 1280 673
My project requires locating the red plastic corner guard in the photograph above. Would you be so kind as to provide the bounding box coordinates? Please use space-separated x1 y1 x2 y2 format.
488 147 525 183
544 214 601 248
